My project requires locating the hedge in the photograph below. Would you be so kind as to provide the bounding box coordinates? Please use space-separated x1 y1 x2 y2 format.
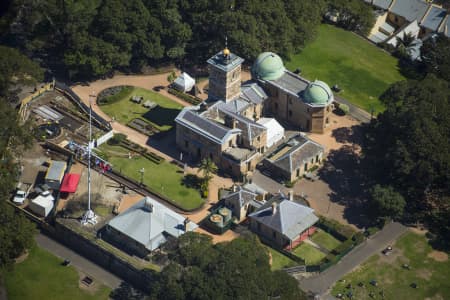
317 216 355 241
168 88 202 105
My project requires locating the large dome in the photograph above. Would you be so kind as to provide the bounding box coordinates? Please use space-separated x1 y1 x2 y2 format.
252 52 286 81
303 80 333 105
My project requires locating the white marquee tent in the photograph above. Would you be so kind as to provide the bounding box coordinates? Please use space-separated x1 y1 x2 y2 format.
29 194 54 217
173 72 195 92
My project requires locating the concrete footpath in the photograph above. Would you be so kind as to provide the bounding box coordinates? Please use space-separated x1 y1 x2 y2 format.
35 233 122 289
299 222 408 296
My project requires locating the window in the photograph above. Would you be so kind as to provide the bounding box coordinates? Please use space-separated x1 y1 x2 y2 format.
316 155 319 163
184 140 189 148
296 168 300 177
272 231 276 239
210 153 213 160
304 163 308 171
229 140 232 147
289 98 292 104
289 110 292 117
274 103 278 111
311 158 314 164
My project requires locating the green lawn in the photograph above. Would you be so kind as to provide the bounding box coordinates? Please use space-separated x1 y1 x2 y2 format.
3 246 111 300
286 24 406 113
311 230 341 252
292 243 326 265
99 87 182 131
99 143 204 211
266 246 297 271
331 232 450 299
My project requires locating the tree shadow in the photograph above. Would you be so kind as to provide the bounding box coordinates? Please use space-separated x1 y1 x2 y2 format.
319 145 370 228
142 106 180 128
181 174 202 189
331 124 364 145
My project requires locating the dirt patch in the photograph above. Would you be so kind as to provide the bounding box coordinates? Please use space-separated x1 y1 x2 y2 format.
416 268 433 280
425 294 445 300
377 248 407 265
78 271 98 294
427 250 448 262
14 250 29 263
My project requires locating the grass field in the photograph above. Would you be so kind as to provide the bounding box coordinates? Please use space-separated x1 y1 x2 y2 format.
311 230 341 252
3 246 111 300
331 232 450 299
99 87 182 131
99 143 204 210
286 24 406 113
292 243 326 265
266 247 297 271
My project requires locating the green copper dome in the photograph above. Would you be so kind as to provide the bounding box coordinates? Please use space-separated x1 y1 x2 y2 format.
252 52 286 81
304 80 333 105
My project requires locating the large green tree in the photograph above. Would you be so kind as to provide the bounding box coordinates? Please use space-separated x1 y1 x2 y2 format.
369 185 406 222
421 35 450 82
363 74 450 240
148 232 305 300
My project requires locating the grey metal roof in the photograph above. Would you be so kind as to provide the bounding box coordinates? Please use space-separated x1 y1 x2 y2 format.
270 71 309 97
217 102 266 142
108 197 197 251
441 15 450 37
267 135 324 173
369 31 389 43
240 83 268 105
207 50 244 72
390 0 430 22
421 6 447 31
222 98 251 114
223 187 258 207
45 161 66 181
243 182 267 195
372 0 393 10
249 198 318 240
175 107 240 144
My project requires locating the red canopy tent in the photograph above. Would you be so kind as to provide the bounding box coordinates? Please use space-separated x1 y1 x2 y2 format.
60 173 81 193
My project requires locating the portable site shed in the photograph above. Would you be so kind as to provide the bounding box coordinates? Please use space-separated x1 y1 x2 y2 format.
45 160 67 190
29 194 54 217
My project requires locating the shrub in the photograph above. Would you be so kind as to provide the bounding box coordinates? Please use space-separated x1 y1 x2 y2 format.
108 133 127 145
352 232 365 244
365 226 381 237
338 103 350 115
332 239 354 256
284 181 294 188
168 88 202 105
318 216 355 241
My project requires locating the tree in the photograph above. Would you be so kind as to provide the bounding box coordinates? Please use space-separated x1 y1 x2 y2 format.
0 46 44 98
421 35 450 82
198 158 217 184
370 185 406 221
327 0 375 35
149 232 305 300
363 74 449 239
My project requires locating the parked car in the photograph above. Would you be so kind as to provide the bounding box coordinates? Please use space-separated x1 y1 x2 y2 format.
382 245 393 255
13 190 26 205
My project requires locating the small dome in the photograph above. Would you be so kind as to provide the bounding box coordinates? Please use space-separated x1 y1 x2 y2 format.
252 52 286 81
223 47 230 56
303 80 333 105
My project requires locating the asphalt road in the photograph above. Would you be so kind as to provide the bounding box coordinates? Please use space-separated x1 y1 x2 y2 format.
299 222 408 296
335 95 372 123
35 233 122 289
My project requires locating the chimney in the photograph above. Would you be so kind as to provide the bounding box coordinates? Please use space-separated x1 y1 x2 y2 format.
184 218 190 232
271 202 277 215
289 190 294 201
232 118 238 129
232 184 238 192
